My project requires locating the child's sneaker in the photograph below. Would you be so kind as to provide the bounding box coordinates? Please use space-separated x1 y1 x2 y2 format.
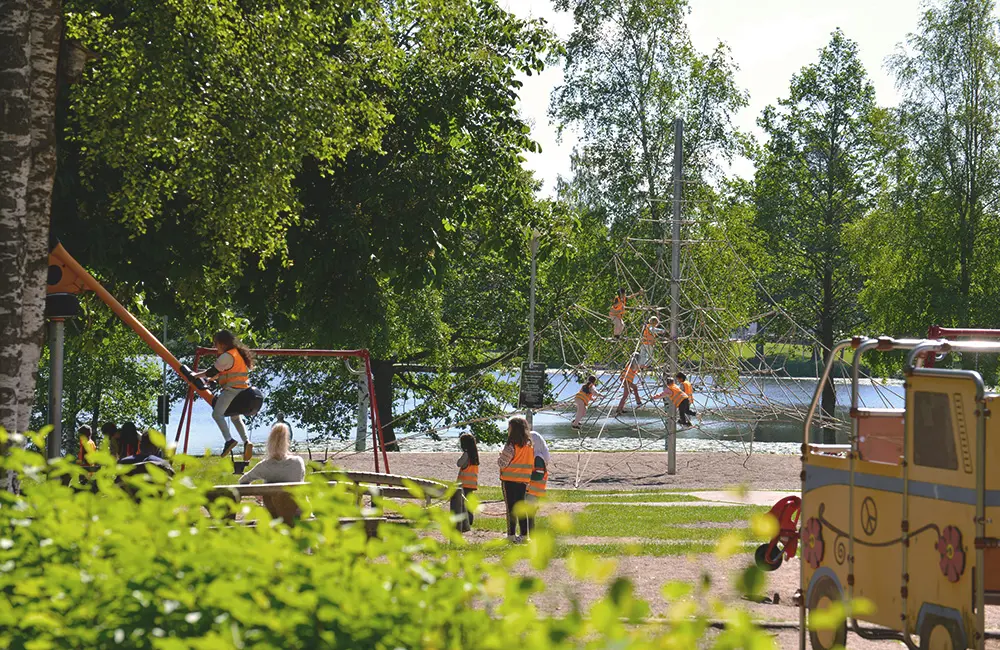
220 439 238 457
243 442 254 461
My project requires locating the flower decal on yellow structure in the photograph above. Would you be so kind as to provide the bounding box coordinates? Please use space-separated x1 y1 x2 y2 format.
803 517 824 569
936 526 965 583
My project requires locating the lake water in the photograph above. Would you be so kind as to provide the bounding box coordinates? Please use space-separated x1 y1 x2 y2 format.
170 371 904 457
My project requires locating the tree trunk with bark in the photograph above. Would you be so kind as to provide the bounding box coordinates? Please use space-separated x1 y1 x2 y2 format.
0 0 62 491
0 0 33 439
17 0 61 436
371 359 399 451
819 266 837 444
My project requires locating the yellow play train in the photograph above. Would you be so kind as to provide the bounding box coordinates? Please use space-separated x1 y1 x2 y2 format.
798 334 1000 650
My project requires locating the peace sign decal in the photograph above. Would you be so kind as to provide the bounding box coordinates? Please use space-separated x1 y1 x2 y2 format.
861 497 878 536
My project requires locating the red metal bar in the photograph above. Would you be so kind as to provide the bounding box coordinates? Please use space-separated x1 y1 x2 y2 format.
364 352 389 473
195 347 368 358
924 326 1000 368
174 386 193 444
182 352 201 456
927 326 1000 339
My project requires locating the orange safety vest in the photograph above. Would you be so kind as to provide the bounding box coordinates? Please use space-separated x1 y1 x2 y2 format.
217 349 250 390
665 384 686 407
500 444 533 483
528 468 548 498
458 464 479 490
610 295 626 318
575 386 595 405
681 380 693 398
78 437 96 462
642 324 658 345
622 365 639 384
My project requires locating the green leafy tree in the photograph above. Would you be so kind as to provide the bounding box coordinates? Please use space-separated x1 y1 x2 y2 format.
549 0 748 230
856 0 1000 341
754 30 883 442
231 0 554 446
58 0 398 309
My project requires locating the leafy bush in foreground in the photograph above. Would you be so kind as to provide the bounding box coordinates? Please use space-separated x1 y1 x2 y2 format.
0 430 780 649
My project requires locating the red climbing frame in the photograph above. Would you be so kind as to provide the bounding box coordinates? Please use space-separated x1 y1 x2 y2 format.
174 348 390 473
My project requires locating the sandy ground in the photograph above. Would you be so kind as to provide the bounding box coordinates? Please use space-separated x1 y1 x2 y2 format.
329 451 801 490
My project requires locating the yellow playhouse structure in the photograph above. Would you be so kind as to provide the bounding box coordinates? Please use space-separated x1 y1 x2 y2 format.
799 334 1000 649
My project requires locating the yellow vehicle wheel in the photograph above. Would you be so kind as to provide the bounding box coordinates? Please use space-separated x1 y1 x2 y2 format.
808 575 847 650
918 615 964 650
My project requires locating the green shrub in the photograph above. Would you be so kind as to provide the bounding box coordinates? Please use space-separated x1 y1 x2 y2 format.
0 429 782 649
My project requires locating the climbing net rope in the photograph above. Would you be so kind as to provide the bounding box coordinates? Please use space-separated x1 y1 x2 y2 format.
323 182 904 489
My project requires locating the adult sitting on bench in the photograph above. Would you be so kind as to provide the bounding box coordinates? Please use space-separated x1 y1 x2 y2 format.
239 423 305 523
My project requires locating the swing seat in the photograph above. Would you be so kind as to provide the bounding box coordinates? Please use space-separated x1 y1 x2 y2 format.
212 387 265 417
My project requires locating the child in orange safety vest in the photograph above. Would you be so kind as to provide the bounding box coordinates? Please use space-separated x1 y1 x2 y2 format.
639 316 664 367
191 330 255 459
498 416 533 542
615 357 643 416
455 433 480 527
675 372 697 419
652 378 694 426
571 375 604 429
609 287 641 339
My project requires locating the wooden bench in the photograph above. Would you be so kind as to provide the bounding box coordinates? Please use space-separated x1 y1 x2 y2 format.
207 473 449 534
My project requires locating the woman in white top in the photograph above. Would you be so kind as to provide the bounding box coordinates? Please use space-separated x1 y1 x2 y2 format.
239 423 305 484
239 423 306 523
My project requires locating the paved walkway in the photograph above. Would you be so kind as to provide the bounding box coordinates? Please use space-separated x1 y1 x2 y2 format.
684 490 797 507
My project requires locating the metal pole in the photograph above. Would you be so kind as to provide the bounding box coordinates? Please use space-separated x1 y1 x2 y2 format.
47 320 65 459
355 368 369 452
526 232 540 429
666 119 682 474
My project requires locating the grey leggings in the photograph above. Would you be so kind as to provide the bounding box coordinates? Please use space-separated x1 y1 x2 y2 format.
213 388 248 443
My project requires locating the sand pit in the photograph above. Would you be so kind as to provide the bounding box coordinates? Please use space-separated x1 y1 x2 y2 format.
327 450 801 490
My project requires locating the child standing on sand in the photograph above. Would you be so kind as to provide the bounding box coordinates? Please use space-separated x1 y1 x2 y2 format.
498 417 533 542
456 433 480 527
571 375 604 429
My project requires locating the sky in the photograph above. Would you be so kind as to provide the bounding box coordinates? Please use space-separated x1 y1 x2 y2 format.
499 0 934 194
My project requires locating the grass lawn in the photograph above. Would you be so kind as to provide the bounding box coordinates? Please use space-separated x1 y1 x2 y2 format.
471 503 768 541
472 487 699 503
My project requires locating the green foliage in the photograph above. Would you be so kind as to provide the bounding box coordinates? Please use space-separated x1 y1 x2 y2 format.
855 0 1000 341
64 0 395 291
0 428 785 649
754 29 882 349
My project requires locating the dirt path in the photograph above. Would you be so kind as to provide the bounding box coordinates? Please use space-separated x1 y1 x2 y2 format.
328 451 800 490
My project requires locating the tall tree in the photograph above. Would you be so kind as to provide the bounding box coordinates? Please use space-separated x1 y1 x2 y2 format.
549 0 747 229
754 30 882 442
0 0 62 491
857 0 1000 338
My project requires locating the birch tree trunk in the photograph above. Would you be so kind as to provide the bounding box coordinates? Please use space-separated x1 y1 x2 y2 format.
0 0 33 439
17 0 61 436
0 0 61 491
